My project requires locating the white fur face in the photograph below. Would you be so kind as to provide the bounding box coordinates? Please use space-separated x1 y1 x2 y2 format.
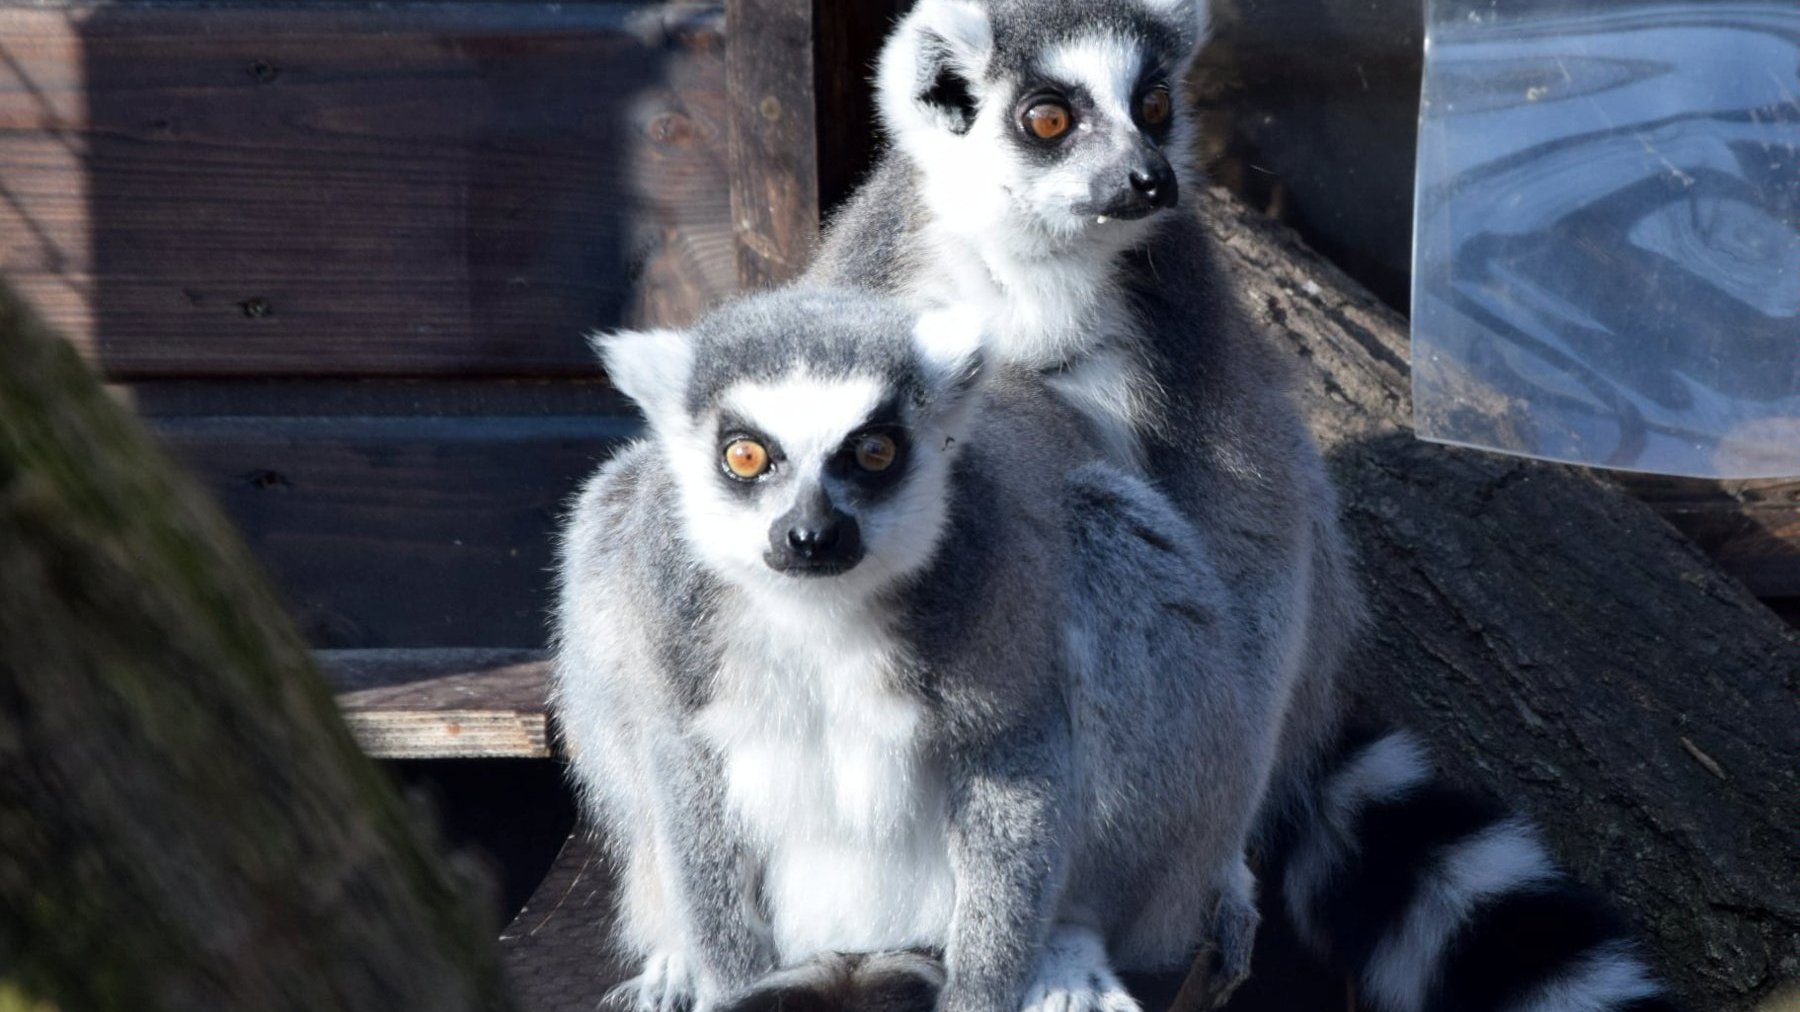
595 306 986 609
878 0 1208 254
666 371 958 603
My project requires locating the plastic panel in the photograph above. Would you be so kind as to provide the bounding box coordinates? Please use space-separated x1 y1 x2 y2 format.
1412 0 1799 477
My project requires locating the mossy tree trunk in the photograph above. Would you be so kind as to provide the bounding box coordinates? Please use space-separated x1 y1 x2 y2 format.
0 279 514 1011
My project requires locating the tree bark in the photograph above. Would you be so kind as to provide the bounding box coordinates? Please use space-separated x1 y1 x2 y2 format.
0 279 514 1010
1197 190 1800 1010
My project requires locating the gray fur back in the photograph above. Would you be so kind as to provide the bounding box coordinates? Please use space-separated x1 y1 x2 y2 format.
810 153 1364 839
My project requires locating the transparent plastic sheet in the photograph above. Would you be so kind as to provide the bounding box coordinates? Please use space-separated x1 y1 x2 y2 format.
1411 0 1800 477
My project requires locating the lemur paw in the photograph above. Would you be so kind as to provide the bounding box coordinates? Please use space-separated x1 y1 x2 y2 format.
1021 926 1142 1012
609 951 700 1012
1196 886 1260 1009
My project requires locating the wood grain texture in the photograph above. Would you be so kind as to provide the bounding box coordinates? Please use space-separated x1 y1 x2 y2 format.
0 3 734 378
153 412 640 648
1619 475 1800 598
117 377 625 420
726 0 818 289
500 831 627 1011
325 648 551 759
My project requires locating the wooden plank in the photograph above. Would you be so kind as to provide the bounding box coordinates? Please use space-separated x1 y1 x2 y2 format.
154 413 639 648
1620 475 1800 598
116 377 625 419
0 3 734 378
725 0 818 289
324 648 552 759
499 831 627 1008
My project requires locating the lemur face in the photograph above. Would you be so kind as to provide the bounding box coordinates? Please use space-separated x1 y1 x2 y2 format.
689 374 917 583
879 0 1207 245
594 290 986 602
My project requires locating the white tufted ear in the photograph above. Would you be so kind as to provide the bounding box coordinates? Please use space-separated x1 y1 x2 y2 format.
875 0 994 141
589 328 694 436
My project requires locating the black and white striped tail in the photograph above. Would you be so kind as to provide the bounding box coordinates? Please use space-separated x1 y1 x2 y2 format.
1279 729 1680 1012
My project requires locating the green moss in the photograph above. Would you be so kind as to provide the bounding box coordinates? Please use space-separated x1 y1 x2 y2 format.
0 980 60 1012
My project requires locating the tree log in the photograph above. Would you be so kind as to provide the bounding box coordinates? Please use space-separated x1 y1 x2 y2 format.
0 278 513 1010
1197 190 1800 1010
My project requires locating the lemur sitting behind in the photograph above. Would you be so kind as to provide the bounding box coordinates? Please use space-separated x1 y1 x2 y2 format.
795 1 1680 1010
555 288 1286 1012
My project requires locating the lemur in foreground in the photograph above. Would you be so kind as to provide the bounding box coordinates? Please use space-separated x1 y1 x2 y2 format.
555 287 1285 1012
784 0 1679 1010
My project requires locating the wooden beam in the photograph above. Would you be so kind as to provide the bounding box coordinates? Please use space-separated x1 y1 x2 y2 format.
325 649 552 760
725 0 820 290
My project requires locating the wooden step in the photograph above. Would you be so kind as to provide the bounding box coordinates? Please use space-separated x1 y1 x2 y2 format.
323 648 552 760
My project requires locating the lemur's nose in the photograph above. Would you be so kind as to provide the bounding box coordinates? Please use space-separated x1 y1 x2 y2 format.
769 492 864 573
787 522 840 558
1130 162 1179 209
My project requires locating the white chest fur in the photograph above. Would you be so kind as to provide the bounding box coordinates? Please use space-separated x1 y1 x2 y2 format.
910 225 1157 472
693 598 954 962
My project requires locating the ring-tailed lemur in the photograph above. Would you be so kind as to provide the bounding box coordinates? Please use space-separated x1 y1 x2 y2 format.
555 287 1283 1012
789 1 1679 1009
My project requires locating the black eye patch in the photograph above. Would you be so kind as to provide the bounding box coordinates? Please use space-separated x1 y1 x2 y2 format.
826 397 912 500
828 426 912 499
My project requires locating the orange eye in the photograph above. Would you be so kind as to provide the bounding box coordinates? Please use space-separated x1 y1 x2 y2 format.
723 439 770 480
1139 86 1172 126
1023 101 1072 140
852 432 898 473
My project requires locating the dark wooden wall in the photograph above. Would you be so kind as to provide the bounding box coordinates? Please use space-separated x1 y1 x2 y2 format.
0 1 902 653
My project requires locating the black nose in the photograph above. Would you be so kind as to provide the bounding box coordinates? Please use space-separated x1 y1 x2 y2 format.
767 493 864 575
1129 162 1178 209
1087 147 1180 220
786 522 840 559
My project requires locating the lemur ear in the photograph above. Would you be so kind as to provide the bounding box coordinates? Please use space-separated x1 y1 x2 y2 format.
912 305 988 408
876 0 993 139
589 328 694 431
1140 0 1213 60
